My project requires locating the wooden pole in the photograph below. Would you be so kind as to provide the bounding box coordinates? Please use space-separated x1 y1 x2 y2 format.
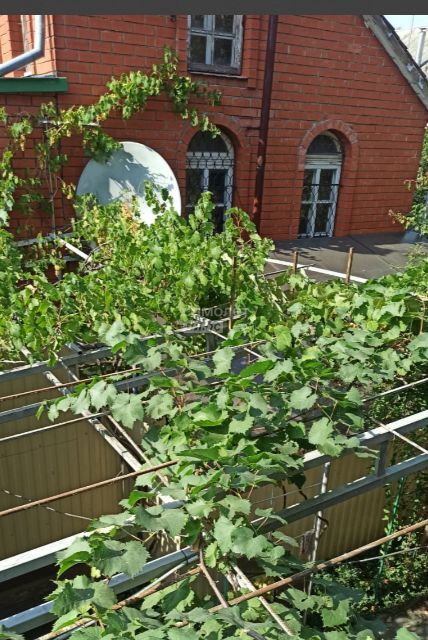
345 247 354 284
0 460 177 518
208 517 428 612
292 250 299 274
38 517 428 639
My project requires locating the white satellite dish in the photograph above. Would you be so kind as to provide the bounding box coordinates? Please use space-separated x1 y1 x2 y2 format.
76 141 181 225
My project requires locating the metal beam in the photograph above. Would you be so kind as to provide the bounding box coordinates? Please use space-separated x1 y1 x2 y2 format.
0 346 111 384
0 319 212 385
14 232 73 248
0 370 174 425
39 366 142 472
0 530 111 584
58 239 90 261
0 547 197 634
301 409 428 472
260 453 428 532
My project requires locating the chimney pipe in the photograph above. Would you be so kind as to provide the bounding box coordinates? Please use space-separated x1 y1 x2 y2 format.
415 28 426 65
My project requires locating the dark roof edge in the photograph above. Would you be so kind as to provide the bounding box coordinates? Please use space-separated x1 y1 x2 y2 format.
363 15 428 112
0 76 68 94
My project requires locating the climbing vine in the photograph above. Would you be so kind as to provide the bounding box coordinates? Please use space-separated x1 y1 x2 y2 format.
0 47 220 232
391 127 428 237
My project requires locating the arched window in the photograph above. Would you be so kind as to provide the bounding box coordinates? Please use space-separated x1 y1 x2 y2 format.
299 132 342 238
186 130 234 232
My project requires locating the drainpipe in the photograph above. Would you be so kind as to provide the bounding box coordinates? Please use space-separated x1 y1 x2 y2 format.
20 15 32 76
415 28 426 65
252 15 278 233
0 15 45 77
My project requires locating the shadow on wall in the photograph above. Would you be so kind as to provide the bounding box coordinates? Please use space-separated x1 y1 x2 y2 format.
77 150 174 202
76 143 181 223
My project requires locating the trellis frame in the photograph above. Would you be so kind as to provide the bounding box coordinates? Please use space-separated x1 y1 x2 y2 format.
0 247 427 636
0 401 427 634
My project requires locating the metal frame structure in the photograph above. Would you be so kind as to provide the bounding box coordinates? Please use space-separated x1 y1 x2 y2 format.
1 401 427 634
1 548 198 635
1 239 427 636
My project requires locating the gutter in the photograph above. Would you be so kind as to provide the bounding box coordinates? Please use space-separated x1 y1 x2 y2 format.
0 15 45 77
252 15 278 232
0 76 68 93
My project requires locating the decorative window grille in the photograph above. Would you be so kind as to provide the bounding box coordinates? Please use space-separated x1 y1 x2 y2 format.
188 15 243 74
186 130 234 233
298 133 343 238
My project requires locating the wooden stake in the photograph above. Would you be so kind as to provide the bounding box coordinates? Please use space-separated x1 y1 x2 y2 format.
0 460 177 518
345 247 354 284
209 517 428 612
292 250 299 274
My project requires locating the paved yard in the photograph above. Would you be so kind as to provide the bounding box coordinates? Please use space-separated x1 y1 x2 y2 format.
268 231 427 281
382 600 428 639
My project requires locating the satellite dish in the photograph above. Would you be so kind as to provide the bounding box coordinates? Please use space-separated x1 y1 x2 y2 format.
76 141 181 225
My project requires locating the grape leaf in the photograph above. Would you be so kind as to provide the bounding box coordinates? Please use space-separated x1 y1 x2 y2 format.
212 347 234 374
110 392 145 428
290 386 317 410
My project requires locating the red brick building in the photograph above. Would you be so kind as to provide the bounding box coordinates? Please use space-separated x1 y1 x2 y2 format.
1 14 427 240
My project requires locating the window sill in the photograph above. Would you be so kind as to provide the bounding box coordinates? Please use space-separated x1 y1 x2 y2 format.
189 70 248 81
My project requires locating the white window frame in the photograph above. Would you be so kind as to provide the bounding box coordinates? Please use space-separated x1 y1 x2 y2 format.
299 133 342 238
187 15 243 74
299 164 341 238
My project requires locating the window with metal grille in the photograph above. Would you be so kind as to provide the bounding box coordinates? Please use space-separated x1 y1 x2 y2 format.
188 15 243 74
298 133 342 238
186 130 234 233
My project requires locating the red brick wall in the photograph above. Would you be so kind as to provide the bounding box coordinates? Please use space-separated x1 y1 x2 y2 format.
262 15 428 239
1 15 427 240
51 14 266 233
0 15 24 77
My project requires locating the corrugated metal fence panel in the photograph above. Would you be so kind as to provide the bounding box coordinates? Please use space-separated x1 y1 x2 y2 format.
0 372 59 417
0 367 399 562
0 373 133 559
250 465 327 554
249 446 393 561
316 448 391 559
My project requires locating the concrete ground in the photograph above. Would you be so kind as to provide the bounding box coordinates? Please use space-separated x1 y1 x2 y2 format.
382 600 428 639
268 231 427 281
